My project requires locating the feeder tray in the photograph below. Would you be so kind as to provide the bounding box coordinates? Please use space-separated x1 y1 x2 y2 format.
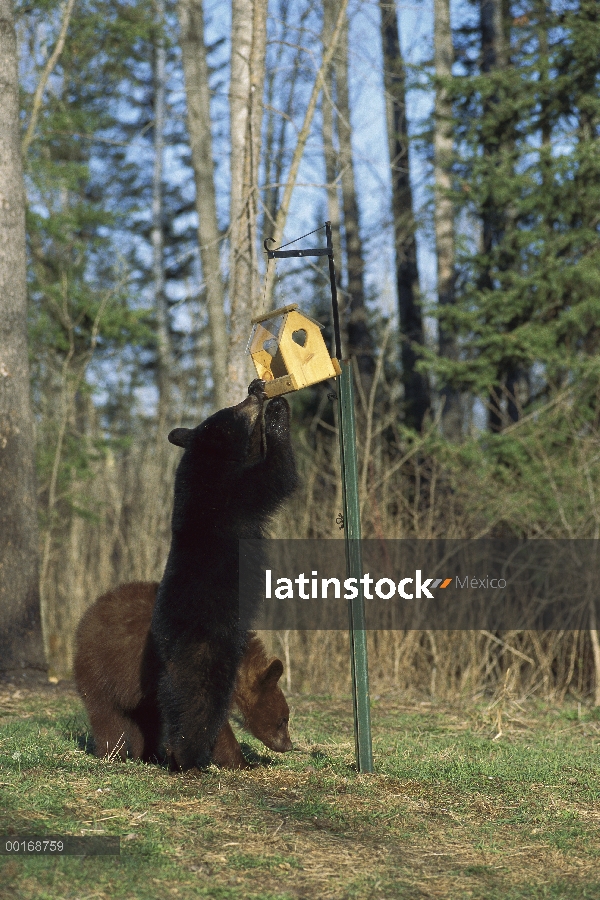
247 303 341 397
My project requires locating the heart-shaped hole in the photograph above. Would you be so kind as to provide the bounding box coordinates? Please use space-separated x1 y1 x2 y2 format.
292 329 307 347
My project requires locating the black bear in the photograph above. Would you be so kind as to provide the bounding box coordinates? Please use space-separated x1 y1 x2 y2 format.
151 381 297 770
74 581 292 768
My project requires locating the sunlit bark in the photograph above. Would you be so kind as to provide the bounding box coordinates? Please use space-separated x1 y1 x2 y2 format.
227 0 268 404
434 0 461 440
178 0 228 410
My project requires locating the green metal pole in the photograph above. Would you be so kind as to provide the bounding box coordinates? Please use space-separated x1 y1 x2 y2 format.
325 220 373 773
336 360 373 773
267 221 373 773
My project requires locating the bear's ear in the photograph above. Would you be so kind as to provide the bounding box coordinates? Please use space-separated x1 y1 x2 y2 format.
260 658 284 685
168 428 193 449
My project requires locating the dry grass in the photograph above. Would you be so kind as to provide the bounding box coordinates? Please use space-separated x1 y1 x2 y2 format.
38 369 600 703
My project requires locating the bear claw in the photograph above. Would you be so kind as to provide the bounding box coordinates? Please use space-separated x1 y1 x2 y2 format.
248 379 267 399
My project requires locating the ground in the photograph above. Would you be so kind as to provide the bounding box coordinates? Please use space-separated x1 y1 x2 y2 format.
0 679 599 899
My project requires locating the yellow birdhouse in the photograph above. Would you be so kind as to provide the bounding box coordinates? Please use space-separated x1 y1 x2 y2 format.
247 304 342 397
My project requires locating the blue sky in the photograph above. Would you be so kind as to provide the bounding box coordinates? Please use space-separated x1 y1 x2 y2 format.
198 0 440 329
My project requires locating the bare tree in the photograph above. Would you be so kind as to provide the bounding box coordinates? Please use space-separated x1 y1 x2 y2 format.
152 0 172 428
0 0 46 673
263 0 312 235
21 0 76 155
379 1 429 430
261 0 348 312
325 0 374 375
178 0 228 411
263 0 289 230
227 0 268 404
321 82 341 278
321 0 343 335
434 0 461 440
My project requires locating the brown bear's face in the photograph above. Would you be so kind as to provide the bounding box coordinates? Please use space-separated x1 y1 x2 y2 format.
248 699 292 752
264 711 293 753
243 658 293 752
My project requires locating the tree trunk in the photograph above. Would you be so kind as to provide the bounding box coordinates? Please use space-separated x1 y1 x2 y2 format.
263 38 281 232
260 0 348 313
433 0 461 440
264 0 292 231
480 0 505 432
0 0 46 674
227 0 267 405
480 0 507 72
329 1 374 376
321 0 342 325
152 0 171 428
178 0 228 411
379 1 429 430
321 98 341 276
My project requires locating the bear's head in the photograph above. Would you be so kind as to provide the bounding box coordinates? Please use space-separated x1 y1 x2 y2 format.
246 657 292 752
234 635 293 752
165 384 273 537
168 389 266 469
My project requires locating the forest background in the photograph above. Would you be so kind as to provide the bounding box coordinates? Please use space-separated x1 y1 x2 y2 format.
4 0 600 701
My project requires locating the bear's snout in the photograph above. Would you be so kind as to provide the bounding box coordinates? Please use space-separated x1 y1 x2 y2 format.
262 728 293 753
234 391 264 428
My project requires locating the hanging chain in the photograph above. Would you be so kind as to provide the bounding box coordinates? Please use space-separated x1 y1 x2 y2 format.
261 249 275 312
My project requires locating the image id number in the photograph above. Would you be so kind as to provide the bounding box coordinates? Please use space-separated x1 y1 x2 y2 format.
5 840 64 853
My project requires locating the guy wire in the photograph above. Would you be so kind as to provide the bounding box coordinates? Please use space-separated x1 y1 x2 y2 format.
260 223 327 313
276 223 326 250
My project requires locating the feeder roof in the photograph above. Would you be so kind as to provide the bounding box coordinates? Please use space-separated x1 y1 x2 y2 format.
251 304 325 330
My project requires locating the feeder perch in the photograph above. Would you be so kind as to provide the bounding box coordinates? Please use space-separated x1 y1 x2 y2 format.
247 303 341 398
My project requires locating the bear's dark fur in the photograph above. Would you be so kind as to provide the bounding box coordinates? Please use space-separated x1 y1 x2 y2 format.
74 580 292 768
151 383 297 770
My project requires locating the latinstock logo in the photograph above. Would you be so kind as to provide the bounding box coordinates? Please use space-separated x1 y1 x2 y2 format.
265 569 454 600
241 539 581 631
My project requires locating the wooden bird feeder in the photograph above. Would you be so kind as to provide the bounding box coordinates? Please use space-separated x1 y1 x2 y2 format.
247 303 341 398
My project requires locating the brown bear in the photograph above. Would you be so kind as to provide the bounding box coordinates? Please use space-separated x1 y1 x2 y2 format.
74 581 292 769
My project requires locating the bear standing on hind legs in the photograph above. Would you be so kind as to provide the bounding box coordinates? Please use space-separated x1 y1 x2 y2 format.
152 380 297 771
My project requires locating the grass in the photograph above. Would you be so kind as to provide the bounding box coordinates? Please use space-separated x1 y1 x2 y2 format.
1 681 600 899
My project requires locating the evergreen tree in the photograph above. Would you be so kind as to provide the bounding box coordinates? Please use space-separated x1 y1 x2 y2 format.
21 0 154 493
429 0 600 431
